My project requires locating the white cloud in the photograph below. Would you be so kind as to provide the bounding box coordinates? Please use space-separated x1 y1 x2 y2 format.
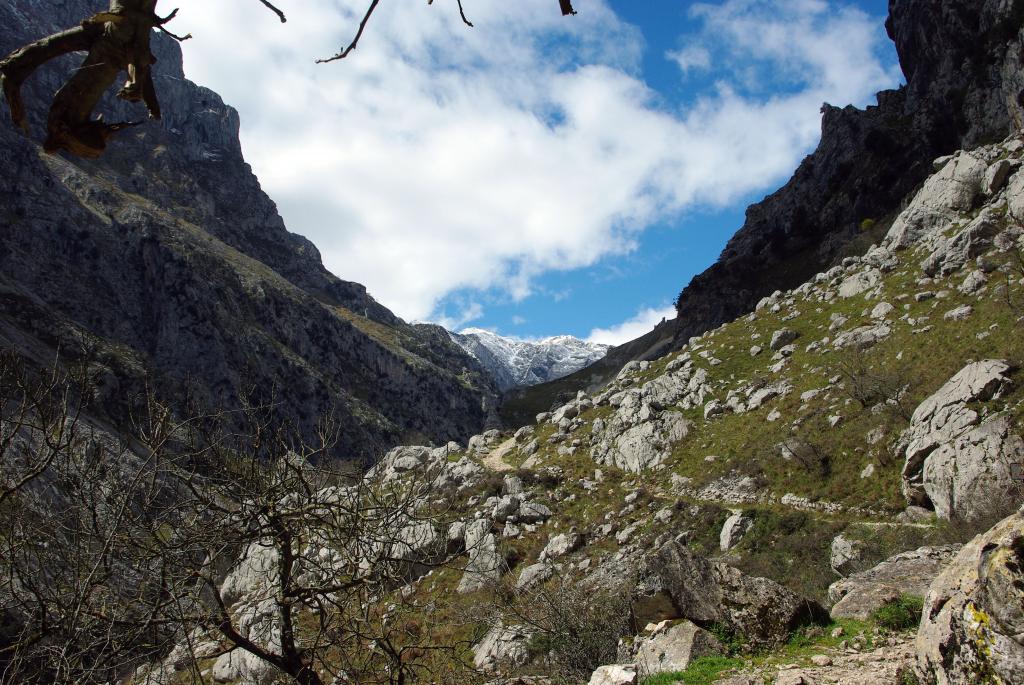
668 45 711 75
587 305 676 347
173 0 897 323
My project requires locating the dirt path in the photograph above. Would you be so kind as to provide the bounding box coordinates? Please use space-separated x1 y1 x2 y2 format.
715 634 916 684
481 438 517 472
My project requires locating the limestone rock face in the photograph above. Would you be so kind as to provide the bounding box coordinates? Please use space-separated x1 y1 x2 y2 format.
899 360 1021 521
915 510 1024 685
0 0 497 463
828 546 961 620
632 541 825 649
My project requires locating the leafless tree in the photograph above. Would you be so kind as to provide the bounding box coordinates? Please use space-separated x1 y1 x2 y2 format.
0 0 577 158
0 355 480 684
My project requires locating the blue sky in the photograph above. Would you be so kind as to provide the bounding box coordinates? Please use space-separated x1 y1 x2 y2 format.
175 0 901 345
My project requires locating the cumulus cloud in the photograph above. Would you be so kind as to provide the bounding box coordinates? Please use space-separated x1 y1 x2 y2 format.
587 305 676 346
174 0 897 323
668 45 712 75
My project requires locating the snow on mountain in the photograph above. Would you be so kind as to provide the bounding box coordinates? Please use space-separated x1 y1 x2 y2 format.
450 328 610 391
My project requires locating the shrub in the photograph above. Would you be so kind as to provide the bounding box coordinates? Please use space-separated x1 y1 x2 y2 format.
871 594 924 631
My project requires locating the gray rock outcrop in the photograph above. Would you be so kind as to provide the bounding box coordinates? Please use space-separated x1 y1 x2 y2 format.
915 510 1024 685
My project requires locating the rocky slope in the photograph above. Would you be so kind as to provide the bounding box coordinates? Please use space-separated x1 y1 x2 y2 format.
451 328 610 392
504 0 1024 419
143 132 1024 685
0 0 497 460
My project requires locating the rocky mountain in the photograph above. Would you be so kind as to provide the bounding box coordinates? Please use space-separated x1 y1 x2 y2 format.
0 0 497 460
502 0 1024 421
450 328 610 391
139 129 1024 685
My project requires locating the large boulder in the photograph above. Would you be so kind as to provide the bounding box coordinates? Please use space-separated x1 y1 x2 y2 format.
899 360 1020 521
628 620 725 675
587 664 637 685
828 545 961 620
632 541 825 649
915 510 1024 685
473 622 534 673
458 519 504 594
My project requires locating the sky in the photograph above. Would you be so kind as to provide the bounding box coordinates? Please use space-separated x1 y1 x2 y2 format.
173 0 902 346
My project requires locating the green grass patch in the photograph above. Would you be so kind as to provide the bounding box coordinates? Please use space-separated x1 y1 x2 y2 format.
871 594 924 632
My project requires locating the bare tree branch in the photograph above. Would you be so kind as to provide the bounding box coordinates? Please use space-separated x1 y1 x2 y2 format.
318 0 382 64
257 0 288 23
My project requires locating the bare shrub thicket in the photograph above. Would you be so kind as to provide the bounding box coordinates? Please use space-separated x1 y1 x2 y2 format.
487 572 635 682
831 347 913 419
0 354 474 685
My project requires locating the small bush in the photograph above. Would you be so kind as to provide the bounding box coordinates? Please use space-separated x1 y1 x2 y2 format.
871 594 924 631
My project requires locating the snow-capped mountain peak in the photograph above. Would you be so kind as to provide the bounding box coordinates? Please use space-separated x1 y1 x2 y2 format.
450 328 610 391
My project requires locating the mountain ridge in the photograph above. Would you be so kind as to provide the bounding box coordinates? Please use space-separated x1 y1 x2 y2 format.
450 327 609 392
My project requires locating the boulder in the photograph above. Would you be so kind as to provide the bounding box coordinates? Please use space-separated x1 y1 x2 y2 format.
516 562 554 591
720 511 753 552
838 269 883 298
540 532 582 561
587 664 637 685
770 328 799 351
915 510 1024 685
211 647 276 685
833 324 892 350
828 545 961 620
633 541 825 649
630 620 725 674
458 519 504 594
473 622 534 673
899 360 1018 520
493 495 522 522
829 534 865 576
518 501 553 524
921 416 1024 522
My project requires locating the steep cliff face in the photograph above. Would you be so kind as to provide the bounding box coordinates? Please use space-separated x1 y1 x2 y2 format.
0 0 497 460
666 0 1024 351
